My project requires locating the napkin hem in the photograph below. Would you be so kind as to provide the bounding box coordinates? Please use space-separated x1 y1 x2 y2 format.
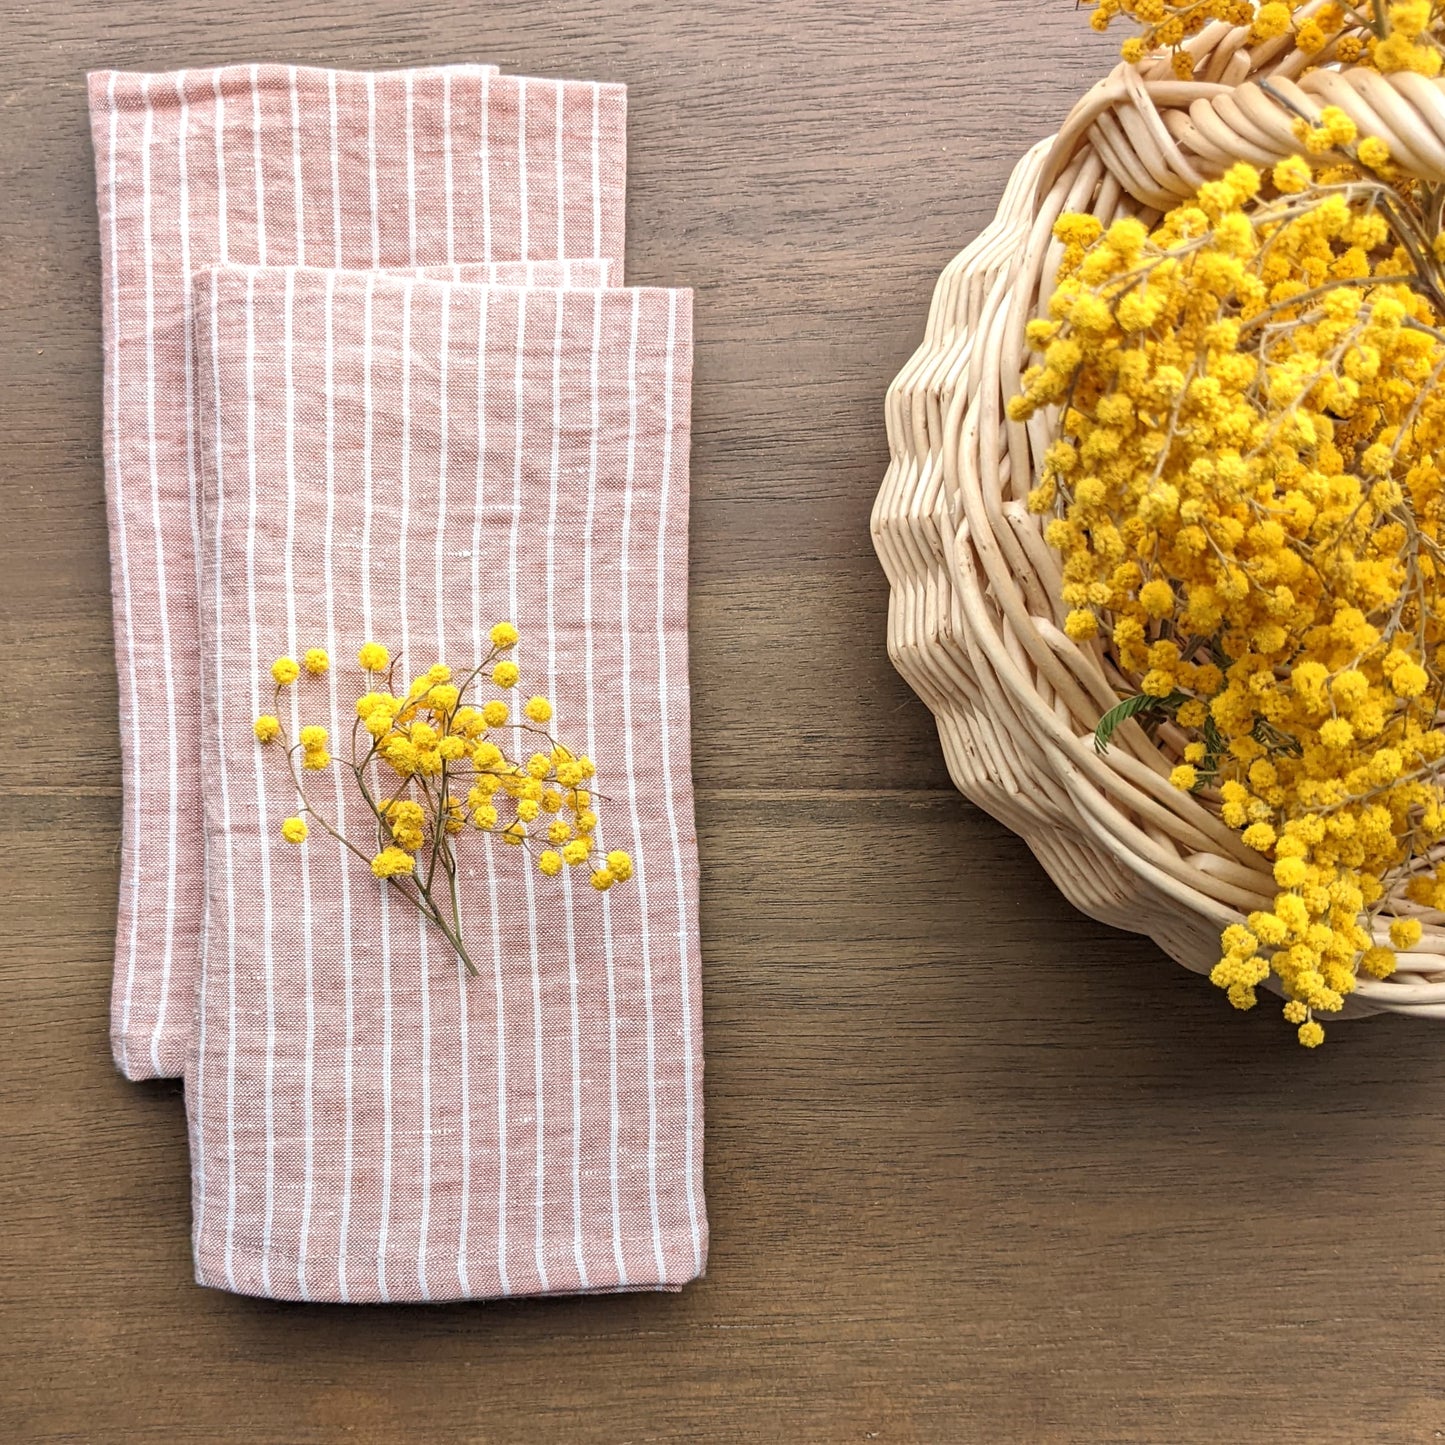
196 1233 707 1303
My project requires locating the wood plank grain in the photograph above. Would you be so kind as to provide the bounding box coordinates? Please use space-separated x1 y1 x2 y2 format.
2 2 1444 1441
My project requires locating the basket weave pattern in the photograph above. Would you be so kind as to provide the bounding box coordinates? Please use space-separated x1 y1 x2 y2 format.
872 20 1445 1019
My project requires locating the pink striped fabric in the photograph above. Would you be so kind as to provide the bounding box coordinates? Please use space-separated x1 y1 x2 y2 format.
189 265 705 1301
88 64 628 1080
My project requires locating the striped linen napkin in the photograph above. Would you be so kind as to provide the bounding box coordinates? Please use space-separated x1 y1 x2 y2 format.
88 64 628 1080
188 264 705 1301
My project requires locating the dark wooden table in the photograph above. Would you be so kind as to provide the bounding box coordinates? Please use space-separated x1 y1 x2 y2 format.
3 2 1444 1440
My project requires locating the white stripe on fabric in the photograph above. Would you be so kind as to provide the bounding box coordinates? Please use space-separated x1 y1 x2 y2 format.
376 282 414 1304
374 892 396 1314
319 269 358 1303
656 290 703 1270
241 271 279 1294
281 268 319 1301
480 73 492 258
590 84 602 263
289 65 306 265
210 271 241 1291
107 73 140 1078
328 71 342 268
517 78 529 258
413 278 433 1300
366 74 380 267
509 290 549 1293
619 289 666 1277
340 274 379 1300
419 284 453 1301
250 65 267 263
188 197 207 1262
413 886 432 1298
443 72 455 268
244 273 277 1298
405 73 417 266
464 292 491 1294
488 832 509 1297
177 72 200 564
214 72 230 264
580 289 628 1284
139 76 182 1079
197 267 233 1257
554 80 566 259
546 291 589 1290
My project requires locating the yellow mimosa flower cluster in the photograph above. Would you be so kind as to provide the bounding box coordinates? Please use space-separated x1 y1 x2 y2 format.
1090 0 1444 78
254 627 630 976
1010 139 1445 1044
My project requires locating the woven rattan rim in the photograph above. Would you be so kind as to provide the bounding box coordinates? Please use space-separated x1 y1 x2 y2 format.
873 18 1445 1019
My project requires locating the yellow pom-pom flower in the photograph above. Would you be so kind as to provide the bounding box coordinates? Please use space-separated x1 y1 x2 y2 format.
371 846 415 879
1319 106 1358 147
1273 856 1308 888
1250 2 1292 41
1389 917 1423 950
272 656 301 686
304 648 330 675
1357 136 1391 170
1139 579 1174 617
280 816 309 844
490 622 519 649
1272 154 1312 195
254 715 282 743
492 661 520 689
358 641 390 672
524 695 553 723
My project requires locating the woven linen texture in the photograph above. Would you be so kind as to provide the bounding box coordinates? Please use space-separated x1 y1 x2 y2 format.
189 265 704 1302
89 64 628 1078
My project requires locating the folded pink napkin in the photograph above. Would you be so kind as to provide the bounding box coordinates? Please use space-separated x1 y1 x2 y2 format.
89 64 628 1079
189 265 704 1301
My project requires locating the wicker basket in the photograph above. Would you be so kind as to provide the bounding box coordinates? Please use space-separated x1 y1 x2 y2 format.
872 19 1445 1020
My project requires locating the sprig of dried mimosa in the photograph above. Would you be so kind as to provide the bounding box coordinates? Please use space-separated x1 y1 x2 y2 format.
254 627 632 976
1090 1 1444 80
